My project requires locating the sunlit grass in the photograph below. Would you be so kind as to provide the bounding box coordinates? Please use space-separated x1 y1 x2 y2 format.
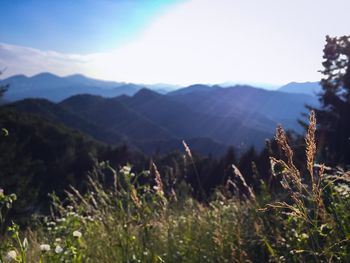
1 111 350 262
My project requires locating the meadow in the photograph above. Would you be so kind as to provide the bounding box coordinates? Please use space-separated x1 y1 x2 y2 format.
1 111 350 263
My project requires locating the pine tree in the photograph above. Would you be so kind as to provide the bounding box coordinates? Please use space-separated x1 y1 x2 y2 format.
312 35 350 165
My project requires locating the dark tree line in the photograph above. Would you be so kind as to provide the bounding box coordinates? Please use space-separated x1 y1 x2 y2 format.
0 104 293 222
310 35 350 166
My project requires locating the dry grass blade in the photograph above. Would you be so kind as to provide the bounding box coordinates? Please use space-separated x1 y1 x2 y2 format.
275 126 294 166
305 110 317 190
182 140 193 159
304 111 328 220
170 187 178 202
232 165 256 200
275 125 301 190
151 161 164 194
318 164 325 179
182 140 205 198
130 186 141 208
69 186 92 212
226 178 239 192
265 202 306 220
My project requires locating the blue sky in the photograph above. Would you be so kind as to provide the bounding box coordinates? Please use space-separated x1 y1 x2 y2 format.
1 0 350 86
0 0 182 53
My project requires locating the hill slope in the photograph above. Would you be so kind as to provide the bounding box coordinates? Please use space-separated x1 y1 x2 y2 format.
168 85 319 133
4 76 320 155
0 73 143 102
0 107 107 216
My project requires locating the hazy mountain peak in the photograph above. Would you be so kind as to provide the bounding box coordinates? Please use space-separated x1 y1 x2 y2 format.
279 81 322 96
65 73 86 79
61 93 104 104
1 72 142 102
168 84 221 95
63 73 89 82
31 72 61 80
133 88 161 99
1 74 28 81
64 74 124 88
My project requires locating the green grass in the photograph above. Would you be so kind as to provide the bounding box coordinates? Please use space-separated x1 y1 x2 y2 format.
1 111 350 262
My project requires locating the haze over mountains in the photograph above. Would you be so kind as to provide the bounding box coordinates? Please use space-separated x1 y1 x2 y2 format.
0 73 145 102
0 73 321 101
278 81 321 96
1 73 320 156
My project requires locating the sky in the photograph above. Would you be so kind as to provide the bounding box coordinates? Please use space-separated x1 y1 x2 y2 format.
0 0 349 87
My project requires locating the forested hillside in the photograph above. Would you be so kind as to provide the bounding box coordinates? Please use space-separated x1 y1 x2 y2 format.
5 83 318 157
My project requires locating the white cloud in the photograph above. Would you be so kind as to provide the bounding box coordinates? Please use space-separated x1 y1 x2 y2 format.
0 42 93 78
2 0 350 85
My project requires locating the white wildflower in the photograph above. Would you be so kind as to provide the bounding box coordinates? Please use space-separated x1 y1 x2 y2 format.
22 238 29 249
5 250 17 260
67 212 76 216
120 166 131 174
55 245 63 254
40 244 51 252
73 230 82 238
334 184 350 197
55 238 62 243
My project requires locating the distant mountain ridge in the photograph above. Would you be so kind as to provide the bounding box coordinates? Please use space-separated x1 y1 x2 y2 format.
278 81 322 96
8 95 229 156
8 85 319 156
0 73 184 102
0 73 145 102
168 84 319 133
64 74 124 88
2 72 320 156
1 72 323 100
168 84 221 95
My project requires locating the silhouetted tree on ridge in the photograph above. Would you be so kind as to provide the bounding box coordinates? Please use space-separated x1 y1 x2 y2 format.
308 35 350 165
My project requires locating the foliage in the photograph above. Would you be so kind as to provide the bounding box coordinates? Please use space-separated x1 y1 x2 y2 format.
310 35 350 165
0 112 350 262
0 105 286 223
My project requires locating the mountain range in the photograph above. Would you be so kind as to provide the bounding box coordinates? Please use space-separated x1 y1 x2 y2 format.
1 73 323 100
1 73 320 156
0 73 143 102
278 81 322 96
